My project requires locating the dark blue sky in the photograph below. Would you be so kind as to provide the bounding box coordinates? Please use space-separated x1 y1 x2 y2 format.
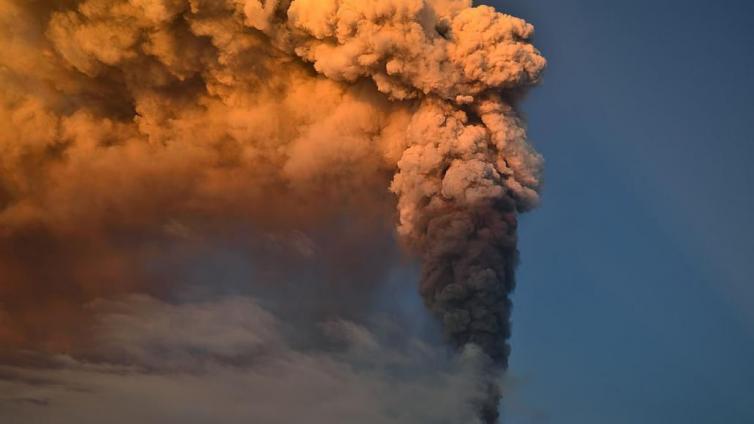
492 1 754 422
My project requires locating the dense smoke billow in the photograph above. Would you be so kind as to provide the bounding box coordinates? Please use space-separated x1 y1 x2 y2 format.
0 0 544 422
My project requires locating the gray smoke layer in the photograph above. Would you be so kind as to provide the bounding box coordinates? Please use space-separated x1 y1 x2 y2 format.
0 295 492 424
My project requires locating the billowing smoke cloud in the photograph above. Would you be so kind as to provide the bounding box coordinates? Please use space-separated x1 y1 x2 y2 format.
0 0 544 421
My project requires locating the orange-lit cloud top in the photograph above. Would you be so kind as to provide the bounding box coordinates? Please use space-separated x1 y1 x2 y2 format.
0 1 544 420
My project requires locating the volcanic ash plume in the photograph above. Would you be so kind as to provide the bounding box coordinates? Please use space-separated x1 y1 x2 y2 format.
0 0 544 422
391 94 543 422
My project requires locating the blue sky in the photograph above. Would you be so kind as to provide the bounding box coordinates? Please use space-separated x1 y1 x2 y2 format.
492 1 754 422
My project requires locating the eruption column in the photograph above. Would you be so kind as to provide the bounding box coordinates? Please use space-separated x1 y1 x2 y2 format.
391 94 541 423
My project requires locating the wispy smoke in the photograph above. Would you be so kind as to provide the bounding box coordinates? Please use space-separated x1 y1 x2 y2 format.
0 0 544 421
